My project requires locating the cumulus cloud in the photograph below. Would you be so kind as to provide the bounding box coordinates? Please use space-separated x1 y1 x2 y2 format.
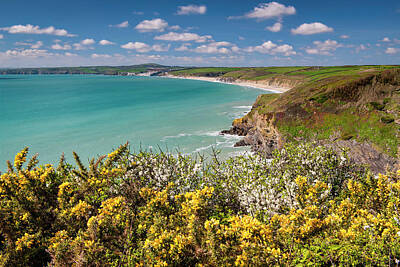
72 39 95 50
291 22 333 35
110 21 129 28
305 40 342 55
356 44 367 53
193 42 233 54
121 42 170 53
64 52 77 57
2 48 54 58
266 22 282 32
91 53 112 59
121 42 151 52
154 32 212 42
340 35 350 39
230 2 295 20
99 39 115 45
244 41 296 56
177 5 207 15
135 18 168 32
381 37 391 42
0 34 3 39
81 38 95 45
15 41 43 49
169 25 181 31
51 43 72 50
385 47 399 54
152 44 171 52
0 24 75 37
175 44 191 51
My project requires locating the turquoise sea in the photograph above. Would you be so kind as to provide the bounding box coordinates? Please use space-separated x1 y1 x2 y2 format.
0 75 272 170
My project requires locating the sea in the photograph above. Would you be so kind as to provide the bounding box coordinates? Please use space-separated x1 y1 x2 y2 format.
0 74 274 170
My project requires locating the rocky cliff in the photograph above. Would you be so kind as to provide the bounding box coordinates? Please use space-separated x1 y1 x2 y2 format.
222 69 400 174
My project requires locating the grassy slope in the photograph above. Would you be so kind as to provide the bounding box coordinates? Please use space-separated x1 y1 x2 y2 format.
172 65 400 158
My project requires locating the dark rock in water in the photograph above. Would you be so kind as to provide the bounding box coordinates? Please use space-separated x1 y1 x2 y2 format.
234 139 250 147
220 125 251 136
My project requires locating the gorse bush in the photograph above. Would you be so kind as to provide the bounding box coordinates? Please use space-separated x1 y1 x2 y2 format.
0 143 399 266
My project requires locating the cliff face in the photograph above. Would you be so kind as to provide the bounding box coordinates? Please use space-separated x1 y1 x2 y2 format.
222 69 400 174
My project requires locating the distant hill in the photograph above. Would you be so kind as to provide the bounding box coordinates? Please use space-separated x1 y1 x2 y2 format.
0 63 185 75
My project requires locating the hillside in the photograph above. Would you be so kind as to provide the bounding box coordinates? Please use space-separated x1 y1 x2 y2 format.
0 64 183 75
171 66 400 173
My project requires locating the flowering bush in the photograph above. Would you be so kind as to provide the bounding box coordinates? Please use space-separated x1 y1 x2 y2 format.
0 143 398 266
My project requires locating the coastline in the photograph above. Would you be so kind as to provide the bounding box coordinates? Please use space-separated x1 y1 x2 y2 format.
163 74 290 93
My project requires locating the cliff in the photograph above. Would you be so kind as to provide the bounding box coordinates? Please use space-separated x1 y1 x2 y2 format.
221 68 400 174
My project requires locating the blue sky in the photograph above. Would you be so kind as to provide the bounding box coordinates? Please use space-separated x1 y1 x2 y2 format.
0 0 399 67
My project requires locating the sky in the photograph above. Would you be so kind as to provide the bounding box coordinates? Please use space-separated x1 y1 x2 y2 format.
0 0 399 67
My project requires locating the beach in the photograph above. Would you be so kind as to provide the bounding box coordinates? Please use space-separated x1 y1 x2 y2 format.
163 74 290 93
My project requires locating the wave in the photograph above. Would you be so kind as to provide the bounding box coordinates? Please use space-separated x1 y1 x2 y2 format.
161 130 223 141
232 106 252 109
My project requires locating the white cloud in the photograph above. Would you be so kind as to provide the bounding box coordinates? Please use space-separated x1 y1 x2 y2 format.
2 48 54 58
15 41 43 49
0 34 3 39
65 52 77 57
291 22 334 35
0 24 75 37
169 25 181 31
110 21 129 28
266 22 282 32
99 39 115 45
245 41 296 56
356 44 367 53
31 41 43 49
121 42 151 52
73 38 95 50
91 53 112 59
175 44 191 51
231 46 240 52
194 43 231 54
51 43 72 50
81 38 95 45
385 47 399 54
177 5 207 15
121 42 169 53
135 18 168 32
381 37 391 42
152 44 170 52
305 40 342 55
154 32 212 42
340 35 350 39
230 2 295 20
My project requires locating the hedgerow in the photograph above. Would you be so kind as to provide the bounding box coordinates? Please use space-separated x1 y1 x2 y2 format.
0 143 399 266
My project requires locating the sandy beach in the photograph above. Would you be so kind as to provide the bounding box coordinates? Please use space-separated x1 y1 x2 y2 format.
163 75 290 93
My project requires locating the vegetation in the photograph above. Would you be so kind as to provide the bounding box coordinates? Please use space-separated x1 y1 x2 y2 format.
213 67 400 159
0 64 183 75
1 143 400 266
170 65 400 82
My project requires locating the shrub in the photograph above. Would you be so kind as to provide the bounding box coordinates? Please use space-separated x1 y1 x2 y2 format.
2 143 399 266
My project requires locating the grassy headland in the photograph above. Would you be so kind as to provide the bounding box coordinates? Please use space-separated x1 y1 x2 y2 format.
171 65 400 171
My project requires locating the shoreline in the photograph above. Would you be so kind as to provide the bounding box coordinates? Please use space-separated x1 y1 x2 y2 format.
163 74 290 93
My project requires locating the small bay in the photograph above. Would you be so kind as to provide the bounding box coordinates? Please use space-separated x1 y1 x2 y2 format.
0 74 272 169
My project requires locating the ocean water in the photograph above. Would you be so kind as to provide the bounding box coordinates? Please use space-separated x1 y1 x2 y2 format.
0 75 272 170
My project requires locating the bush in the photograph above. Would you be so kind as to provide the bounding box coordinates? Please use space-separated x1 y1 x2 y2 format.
1 143 399 266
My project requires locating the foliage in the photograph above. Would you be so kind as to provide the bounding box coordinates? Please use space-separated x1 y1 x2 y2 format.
1 143 400 266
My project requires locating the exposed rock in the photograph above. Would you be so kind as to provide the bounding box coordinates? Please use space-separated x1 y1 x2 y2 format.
321 140 398 174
